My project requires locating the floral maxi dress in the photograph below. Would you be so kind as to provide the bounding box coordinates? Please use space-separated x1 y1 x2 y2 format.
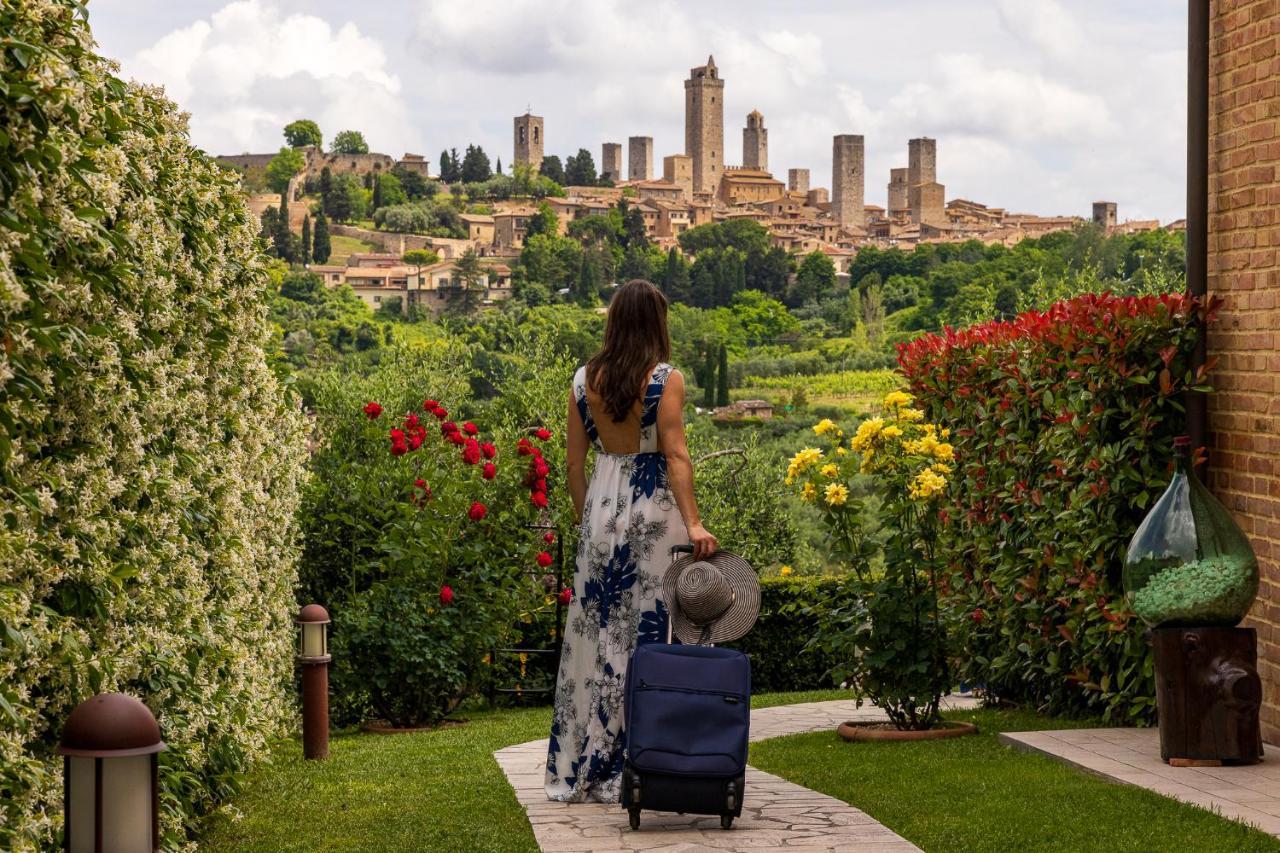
544 363 687 803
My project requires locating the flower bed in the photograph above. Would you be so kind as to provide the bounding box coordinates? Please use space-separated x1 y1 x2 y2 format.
898 292 1212 722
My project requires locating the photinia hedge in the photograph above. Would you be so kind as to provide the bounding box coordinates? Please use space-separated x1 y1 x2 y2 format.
898 292 1215 723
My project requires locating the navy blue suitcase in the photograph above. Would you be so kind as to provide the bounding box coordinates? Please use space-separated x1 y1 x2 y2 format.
621 641 751 830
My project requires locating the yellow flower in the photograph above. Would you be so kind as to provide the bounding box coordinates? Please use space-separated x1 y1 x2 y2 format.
934 442 954 462
881 425 903 440
909 467 948 500
931 462 953 476
785 475 794 486
883 390 914 409
836 447 847 455
850 417 884 451
824 483 850 506
788 446 824 478
898 407 925 423
779 565 794 576
813 418 838 436
820 463 840 479
941 428 951 439
801 482 817 502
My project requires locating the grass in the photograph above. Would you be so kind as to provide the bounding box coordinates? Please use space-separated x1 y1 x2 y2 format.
325 234 381 266
750 706 1280 853
199 689 849 852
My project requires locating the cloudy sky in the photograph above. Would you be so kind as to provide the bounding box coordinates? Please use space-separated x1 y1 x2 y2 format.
90 0 1188 222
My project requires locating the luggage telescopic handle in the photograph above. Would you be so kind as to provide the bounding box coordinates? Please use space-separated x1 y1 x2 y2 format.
672 544 694 556
667 545 695 644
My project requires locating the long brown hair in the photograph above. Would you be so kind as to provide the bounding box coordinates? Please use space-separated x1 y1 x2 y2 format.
586 279 671 422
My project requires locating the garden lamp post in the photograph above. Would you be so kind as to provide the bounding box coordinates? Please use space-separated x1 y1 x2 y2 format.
298 603 331 760
58 692 166 853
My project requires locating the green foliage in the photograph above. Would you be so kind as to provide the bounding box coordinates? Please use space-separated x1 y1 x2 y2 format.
374 198 465 237
284 118 322 148
0 3 309 845
439 148 462 183
301 213 313 263
525 202 559 240
267 276 395 376
461 144 493 183
393 164 436 200
900 292 1209 724
573 253 598 307
403 248 440 269
540 154 565 185
266 145 306 193
716 345 730 407
515 232 584 300
742 370 900 399
312 210 332 263
678 220 791 305
325 171 370 222
790 251 838 307
331 129 370 154
565 148 597 186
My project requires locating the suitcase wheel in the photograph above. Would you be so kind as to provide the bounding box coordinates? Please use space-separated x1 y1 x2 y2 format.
629 809 640 830
720 814 733 830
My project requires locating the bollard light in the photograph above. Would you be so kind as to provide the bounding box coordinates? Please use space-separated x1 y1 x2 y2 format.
58 693 166 853
297 604 331 760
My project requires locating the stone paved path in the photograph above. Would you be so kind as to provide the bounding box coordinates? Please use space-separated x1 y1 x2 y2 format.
494 696 978 852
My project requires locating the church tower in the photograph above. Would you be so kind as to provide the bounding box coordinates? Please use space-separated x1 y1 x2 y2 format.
743 110 767 171
513 112 544 172
684 56 725 194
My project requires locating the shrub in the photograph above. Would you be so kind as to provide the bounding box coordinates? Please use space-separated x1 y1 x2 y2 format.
0 2 308 847
898 292 1212 723
725 577 856 692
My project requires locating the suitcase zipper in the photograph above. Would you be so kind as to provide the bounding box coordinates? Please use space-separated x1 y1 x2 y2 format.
636 679 743 703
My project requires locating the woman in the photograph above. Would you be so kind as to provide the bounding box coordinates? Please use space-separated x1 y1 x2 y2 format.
544 279 718 804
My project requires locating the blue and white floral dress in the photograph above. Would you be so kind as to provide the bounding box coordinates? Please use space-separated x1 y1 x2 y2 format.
545 363 687 803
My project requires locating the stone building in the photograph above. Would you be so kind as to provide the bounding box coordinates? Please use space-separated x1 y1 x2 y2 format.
914 181 946 226
601 142 623 182
888 168 909 218
513 112 544 172
743 110 768 171
629 136 654 181
1093 201 1118 228
663 154 693 200
831 134 865 229
684 56 725 194
788 168 810 193
717 167 785 206
1205 0 1280 743
907 137 938 221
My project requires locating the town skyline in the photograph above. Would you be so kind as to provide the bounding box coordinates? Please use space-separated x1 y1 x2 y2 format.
91 0 1187 222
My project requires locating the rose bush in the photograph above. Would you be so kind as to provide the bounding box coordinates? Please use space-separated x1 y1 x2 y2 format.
898 292 1212 723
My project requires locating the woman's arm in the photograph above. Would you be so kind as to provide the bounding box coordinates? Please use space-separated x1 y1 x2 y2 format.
566 389 589 522
657 370 718 559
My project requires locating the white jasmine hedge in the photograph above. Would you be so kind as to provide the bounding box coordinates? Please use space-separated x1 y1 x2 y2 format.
0 2 308 848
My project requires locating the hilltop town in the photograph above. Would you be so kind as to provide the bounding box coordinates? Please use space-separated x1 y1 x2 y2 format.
217 55 1180 315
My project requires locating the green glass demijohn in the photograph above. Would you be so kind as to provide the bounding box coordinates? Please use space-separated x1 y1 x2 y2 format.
1123 436 1258 627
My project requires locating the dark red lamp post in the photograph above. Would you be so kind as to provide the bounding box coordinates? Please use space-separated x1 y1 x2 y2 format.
58 693 166 852
298 603 331 759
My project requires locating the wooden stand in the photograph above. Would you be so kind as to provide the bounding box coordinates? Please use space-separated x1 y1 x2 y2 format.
1152 626 1263 765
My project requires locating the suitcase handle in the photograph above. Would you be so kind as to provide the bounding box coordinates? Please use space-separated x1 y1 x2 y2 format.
671 544 694 557
668 544 698 645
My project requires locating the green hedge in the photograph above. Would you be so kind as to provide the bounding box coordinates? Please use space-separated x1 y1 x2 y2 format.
726 576 853 692
0 3 308 847
899 293 1207 723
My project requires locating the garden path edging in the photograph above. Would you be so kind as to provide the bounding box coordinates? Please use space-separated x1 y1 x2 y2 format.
494 695 978 852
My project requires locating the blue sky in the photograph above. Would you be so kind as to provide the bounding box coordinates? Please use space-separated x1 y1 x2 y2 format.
90 0 1189 221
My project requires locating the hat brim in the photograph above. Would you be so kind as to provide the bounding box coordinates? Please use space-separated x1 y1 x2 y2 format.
662 550 760 645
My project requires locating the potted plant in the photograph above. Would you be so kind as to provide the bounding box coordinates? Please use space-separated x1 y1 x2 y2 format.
790 391 974 740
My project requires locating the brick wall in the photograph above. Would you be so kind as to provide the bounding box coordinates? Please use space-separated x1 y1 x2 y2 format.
1206 0 1280 742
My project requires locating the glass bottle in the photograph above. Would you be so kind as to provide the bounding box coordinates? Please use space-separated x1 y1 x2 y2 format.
1123 436 1258 628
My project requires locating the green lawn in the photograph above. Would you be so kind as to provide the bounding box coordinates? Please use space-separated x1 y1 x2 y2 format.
750 706 1280 853
325 234 381 266
199 689 849 852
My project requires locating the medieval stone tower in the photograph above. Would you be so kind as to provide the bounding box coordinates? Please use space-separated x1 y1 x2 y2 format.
888 168 909 217
1093 201 1118 228
743 110 767 171
788 168 810 193
684 56 725 194
629 136 654 181
907 137 937 220
514 112 544 171
832 134 865 229
601 142 622 182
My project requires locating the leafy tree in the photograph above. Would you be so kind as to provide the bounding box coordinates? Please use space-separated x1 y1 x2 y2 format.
259 205 279 244
716 344 730 407
565 148 597 186
525 202 560 240
392 165 434 200
790 251 837 307
446 248 486 314
280 270 323 302
319 166 333 209
620 201 648 250
730 290 799 346
436 147 462 182
312 211 332 263
573 253 597 307
994 282 1019 319
300 214 312 264
273 190 295 262
864 283 885 347
284 119 322 148
326 172 368 222
702 349 716 408
331 129 370 154
495 157 503 175
540 155 566 185
883 274 923 313
661 247 690 301
371 173 383 211
515 232 583 300
461 144 493 183
266 146 306 194
402 248 441 306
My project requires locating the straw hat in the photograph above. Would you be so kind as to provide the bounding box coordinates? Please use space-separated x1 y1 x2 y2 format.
662 551 760 645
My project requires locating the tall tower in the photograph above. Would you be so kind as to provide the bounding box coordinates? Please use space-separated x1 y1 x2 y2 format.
832 135 865 229
888 168 909 217
743 110 767 171
684 55 725 194
601 142 622 181
788 168 810 193
514 112 544 171
907 137 937 220
629 136 654 181
1093 201 1118 228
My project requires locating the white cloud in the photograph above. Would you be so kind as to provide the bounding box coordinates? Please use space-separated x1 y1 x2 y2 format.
995 0 1084 64
122 0 411 155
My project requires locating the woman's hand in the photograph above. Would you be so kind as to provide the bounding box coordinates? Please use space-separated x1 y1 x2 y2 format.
687 523 718 559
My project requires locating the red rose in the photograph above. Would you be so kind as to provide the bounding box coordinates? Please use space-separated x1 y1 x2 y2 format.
558 587 572 606
363 401 383 419
533 460 550 478
531 491 548 508
535 478 547 492
468 502 487 521
423 399 439 411
391 441 408 456
517 438 533 456
404 413 420 429
463 421 479 435
439 585 454 605
536 551 553 568
409 432 424 450
481 442 497 459
544 531 556 544
448 432 466 446
462 445 482 465
535 427 552 440
433 407 449 420
441 421 459 434
482 463 497 480
415 478 427 488
972 609 985 624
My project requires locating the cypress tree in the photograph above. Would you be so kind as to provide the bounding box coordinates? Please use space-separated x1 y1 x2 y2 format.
319 166 332 214
371 175 383 211
312 211 331 263
496 157 503 175
716 345 730 407
273 190 293 262
574 255 597 307
300 214 312 264
702 349 716 408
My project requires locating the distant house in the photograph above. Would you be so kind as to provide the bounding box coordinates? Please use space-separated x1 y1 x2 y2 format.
713 399 774 420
